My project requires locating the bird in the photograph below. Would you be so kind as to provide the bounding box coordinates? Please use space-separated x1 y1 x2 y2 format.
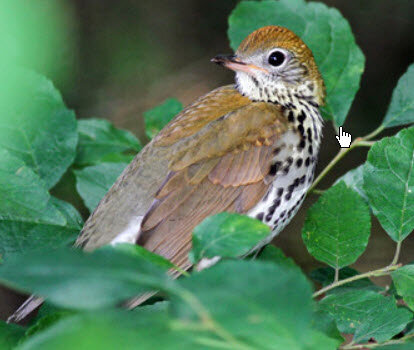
8 25 325 321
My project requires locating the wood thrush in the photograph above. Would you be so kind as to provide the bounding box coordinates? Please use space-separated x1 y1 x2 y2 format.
9 25 325 320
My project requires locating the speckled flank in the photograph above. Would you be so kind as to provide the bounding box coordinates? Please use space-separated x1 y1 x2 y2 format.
247 93 322 246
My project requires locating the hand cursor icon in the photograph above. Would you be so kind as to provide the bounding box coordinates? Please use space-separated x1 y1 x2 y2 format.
336 126 352 148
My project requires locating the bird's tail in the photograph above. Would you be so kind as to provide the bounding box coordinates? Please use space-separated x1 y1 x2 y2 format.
7 295 43 323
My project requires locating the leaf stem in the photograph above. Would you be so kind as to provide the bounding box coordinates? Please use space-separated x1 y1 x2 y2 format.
334 268 339 283
312 264 401 298
391 241 402 266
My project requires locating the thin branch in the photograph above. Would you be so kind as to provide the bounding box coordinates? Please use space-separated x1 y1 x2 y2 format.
308 122 385 195
313 264 401 298
308 148 350 193
361 125 385 142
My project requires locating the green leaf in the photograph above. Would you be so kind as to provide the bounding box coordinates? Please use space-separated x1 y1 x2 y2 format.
111 243 176 271
228 0 365 127
0 321 25 350
74 162 128 212
21 311 73 344
28 302 70 327
335 165 368 202
257 245 298 269
75 118 141 166
189 213 270 263
310 267 380 293
302 182 371 269
382 64 414 128
311 311 344 348
144 98 182 139
49 197 83 231
172 260 334 349
0 150 79 259
16 310 200 350
0 245 174 310
363 127 414 242
392 265 414 312
320 290 412 343
0 68 77 188
353 304 412 344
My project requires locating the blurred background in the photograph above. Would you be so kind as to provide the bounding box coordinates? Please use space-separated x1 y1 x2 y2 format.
1 0 414 320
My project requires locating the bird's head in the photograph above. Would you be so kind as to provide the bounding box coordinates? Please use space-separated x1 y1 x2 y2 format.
212 26 325 107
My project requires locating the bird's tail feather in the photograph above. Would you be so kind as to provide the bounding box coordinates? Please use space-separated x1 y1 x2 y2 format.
7 295 43 323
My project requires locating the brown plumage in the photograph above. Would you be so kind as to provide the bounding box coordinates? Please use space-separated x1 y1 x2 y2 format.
8 25 325 321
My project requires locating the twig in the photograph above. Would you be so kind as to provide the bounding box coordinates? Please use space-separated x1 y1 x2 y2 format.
313 264 401 298
308 124 384 194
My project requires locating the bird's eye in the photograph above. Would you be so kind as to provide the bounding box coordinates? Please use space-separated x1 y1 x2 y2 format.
268 50 286 67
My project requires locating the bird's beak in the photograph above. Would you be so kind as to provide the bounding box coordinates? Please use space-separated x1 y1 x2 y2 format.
211 55 268 74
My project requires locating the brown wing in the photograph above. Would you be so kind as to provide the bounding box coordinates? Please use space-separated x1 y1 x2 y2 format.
77 85 287 263
137 102 287 272
76 85 250 250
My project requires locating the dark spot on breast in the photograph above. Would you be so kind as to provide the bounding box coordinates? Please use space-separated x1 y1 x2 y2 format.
298 111 306 124
308 145 313 155
269 161 282 175
300 175 306 184
298 124 304 135
283 165 291 174
305 157 310 167
251 76 259 87
307 128 312 142
298 140 306 149
308 83 314 91
277 188 284 197
296 158 303 168
265 213 273 222
256 212 264 221
287 157 293 165
273 147 281 155
288 184 295 193
285 193 292 201
288 111 294 122
273 198 281 208
280 210 286 217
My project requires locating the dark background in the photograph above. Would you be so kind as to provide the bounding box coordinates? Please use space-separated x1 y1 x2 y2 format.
2 0 414 321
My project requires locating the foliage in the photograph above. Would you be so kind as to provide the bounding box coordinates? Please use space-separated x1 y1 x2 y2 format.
302 182 371 269
1 1 414 349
